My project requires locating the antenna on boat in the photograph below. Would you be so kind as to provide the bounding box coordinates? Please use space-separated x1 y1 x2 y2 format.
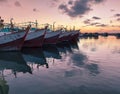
10 18 14 29
53 21 56 31
69 26 72 31
73 26 75 31
0 16 4 29
35 20 38 28
65 26 68 31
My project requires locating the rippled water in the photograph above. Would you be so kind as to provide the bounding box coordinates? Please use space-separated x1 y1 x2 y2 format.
0 36 120 94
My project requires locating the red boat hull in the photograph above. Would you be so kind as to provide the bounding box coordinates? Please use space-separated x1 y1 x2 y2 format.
23 35 44 47
0 37 25 51
58 32 72 43
44 34 59 45
71 32 79 41
44 31 61 45
23 29 46 47
0 26 30 51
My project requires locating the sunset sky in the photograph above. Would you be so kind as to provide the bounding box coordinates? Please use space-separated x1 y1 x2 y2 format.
0 0 120 32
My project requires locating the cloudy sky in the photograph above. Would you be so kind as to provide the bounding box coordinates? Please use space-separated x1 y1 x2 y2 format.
0 0 120 32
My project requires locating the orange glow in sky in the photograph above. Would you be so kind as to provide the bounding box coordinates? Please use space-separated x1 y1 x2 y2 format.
0 0 120 32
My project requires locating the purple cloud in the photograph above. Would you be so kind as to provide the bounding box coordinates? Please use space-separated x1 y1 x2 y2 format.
52 0 59 2
114 13 120 17
117 18 120 21
90 22 101 26
110 9 115 12
93 0 105 4
68 0 73 5
0 0 7 4
33 8 39 12
0 0 7 2
58 0 105 18
92 16 101 20
96 24 108 27
83 19 91 24
83 18 108 27
50 0 60 7
14 1 21 7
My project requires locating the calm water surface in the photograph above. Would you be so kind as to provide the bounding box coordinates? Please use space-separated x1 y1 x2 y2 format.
0 36 120 94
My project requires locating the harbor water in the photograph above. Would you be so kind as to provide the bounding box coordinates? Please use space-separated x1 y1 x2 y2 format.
0 36 120 94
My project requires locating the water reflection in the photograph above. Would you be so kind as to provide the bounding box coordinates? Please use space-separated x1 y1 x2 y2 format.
57 44 66 55
85 63 100 75
0 75 9 94
22 48 48 68
21 42 79 70
43 45 61 59
70 41 79 50
70 51 87 66
0 52 32 76
57 42 75 54
61 42 73 53
111 46 120 54
64 69 78 77
0 52 32 94
0 36 120 94
69 51 100 76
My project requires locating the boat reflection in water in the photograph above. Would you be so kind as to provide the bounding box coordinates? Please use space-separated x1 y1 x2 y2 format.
61 42 73 53
0 36 119 94
21 42 79 70
69 41 79 50
22 48 48 69
0 52 32 94
56 44 66 55
43 45 61 60
0 75 9 94
58 41 80 58
0 52 32 77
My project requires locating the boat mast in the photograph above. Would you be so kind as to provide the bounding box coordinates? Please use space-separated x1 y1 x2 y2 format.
0 16 4 29
35 20 38 28
53 21 56 31
10 18 14 29
73 26 75 31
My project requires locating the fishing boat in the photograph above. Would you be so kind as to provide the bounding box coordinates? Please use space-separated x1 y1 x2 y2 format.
70 30 80 41
0 26 30 51
58 31 72 43
43 30 61 45
23 26 47 47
